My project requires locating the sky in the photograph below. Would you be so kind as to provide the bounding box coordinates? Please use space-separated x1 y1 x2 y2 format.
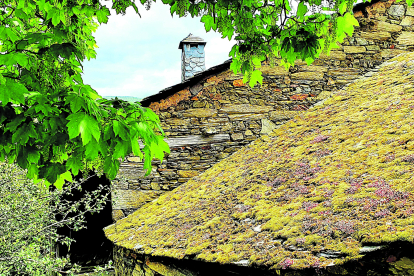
82 1 236 99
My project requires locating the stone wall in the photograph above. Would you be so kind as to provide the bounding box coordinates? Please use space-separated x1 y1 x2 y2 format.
112 244 414 276
111 0 414 221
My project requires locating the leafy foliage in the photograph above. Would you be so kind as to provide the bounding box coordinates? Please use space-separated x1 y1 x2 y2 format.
0 0 169 187
157 0 408 86
0 163 110 275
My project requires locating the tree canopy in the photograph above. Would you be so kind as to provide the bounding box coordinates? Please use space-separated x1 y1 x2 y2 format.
1 0 412 188
1 0 169 187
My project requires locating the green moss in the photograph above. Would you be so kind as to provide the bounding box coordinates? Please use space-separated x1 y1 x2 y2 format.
389 257 414 275
105 52 414 272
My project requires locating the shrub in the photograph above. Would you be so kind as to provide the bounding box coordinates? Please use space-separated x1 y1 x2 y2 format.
0 163 110 275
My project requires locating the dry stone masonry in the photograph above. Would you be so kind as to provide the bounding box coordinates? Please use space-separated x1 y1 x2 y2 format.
111 0 414 222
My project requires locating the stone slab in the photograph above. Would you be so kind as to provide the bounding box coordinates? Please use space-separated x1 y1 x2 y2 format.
165 118 190 125
344 46 366 53
177 170 199 178
166 134 231 147
291 71 324 80
189 83 203 95
355 38 368 46
318 51 346 60
298 65 328 72
397 32 414 45
228 113 266 120
388 4 405 17
117 166 158 180
328 68 361 76
366 45 380 51
269 110 301 121
261 118 277 134
400 16 414 26
231 133 244 141
380 49 409 58
375 20 402 32
260 65 289 76
181 108 217 118
220 104 273 114
359 31 391 40
407 6 414 16
112 189 164 210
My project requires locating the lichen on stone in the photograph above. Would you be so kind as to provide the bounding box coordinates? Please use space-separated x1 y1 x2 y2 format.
105 52 414 272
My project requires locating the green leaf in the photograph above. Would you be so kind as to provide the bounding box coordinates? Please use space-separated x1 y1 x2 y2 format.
67 112 100 145
305 57 314 66
5 115 26 132
15 9 28 20
170 2 178 15
96 7 110 24
149 135 170 163
104 157 120 180
5 28 19 43
229 44 239 58
104 124 115 141
26 163 39 179
41 163 66 185
66 154 83 176
337 12 359 38
200 14 215 32
252 56 262 68
69 95 85 113
27 150 40 164
297 2 308 20
131 136 143 160
72 6 81 15
16 148 29 169
112 140 129 160
143 145 152 176
1 78 27 105
113 120 129 141
52 8 61 26
249 70 263 88
12 123 38 145
80 85 101 100
54 171 73 189
338 2 347 14
85 138 100 160
13 52 29 67
230 59 241 74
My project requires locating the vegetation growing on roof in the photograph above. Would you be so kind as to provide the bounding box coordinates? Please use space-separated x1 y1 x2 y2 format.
105 52 414 272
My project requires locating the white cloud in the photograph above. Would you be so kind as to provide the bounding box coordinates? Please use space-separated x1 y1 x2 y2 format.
82 1 235 98
91 62 181 98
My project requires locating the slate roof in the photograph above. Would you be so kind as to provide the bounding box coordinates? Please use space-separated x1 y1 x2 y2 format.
104 52 414 271
178 33 206 50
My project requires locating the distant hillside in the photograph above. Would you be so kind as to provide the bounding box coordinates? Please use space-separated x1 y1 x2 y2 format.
102 96 141 103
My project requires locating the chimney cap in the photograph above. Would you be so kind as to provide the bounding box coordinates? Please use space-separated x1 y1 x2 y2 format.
178 33 206 49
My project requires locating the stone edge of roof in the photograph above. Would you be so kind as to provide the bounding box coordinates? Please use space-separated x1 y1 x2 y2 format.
140 58 232 106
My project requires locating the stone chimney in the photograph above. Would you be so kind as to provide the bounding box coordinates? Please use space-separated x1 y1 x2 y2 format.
178 33 206 82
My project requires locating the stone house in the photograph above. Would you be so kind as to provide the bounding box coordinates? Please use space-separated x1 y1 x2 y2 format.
104 50 414 275
104 1 414 275
111 0 414 223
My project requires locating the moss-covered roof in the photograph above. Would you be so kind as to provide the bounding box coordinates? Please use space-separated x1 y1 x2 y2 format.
105 52 414 271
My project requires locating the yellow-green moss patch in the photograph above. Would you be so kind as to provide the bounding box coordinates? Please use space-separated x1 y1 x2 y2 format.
105 52 414 272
